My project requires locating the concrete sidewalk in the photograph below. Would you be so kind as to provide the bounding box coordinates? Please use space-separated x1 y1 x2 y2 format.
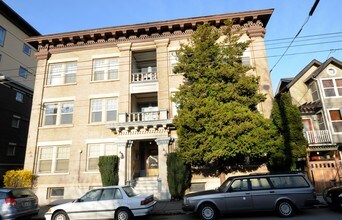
31 196 327 220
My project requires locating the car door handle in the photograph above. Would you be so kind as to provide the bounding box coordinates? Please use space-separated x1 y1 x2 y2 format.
269 191 275 193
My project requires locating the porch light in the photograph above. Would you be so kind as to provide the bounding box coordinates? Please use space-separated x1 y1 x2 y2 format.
119 151 124 159
162 148 167 156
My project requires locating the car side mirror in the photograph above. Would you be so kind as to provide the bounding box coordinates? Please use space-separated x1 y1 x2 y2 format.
75 198 82 203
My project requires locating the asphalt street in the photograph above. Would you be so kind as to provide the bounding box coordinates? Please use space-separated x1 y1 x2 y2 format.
137 207 342 220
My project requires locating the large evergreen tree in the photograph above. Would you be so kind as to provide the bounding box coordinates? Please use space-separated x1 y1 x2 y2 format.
270 92 307 171
173 21 281 174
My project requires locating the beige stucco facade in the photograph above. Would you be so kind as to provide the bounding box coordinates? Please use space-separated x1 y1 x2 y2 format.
25 10 274 204
0 13 37 89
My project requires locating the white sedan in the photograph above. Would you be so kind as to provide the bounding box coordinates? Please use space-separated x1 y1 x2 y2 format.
45 185 156 220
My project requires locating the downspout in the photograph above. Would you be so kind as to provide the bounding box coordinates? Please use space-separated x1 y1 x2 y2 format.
32 47 50 175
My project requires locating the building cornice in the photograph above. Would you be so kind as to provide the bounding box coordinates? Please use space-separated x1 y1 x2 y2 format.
27 9 273 52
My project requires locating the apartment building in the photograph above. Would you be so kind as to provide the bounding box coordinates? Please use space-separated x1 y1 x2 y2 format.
277 57 342 192
0 1 39 185
25 9 274 204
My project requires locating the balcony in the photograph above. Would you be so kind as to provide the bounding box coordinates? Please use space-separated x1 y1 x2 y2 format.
106 110 174 134
131 67 157 83
304 130 332 144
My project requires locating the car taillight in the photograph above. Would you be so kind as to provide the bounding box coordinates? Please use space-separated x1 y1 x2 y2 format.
141 197 153 205
5 197 16 206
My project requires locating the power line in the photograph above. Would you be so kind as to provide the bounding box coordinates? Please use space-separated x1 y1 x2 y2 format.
270 0 321 74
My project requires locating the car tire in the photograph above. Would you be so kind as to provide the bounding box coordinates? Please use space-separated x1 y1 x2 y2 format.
52 210 69 220
276 200 295 218
115 208 132 220
198 203 218 220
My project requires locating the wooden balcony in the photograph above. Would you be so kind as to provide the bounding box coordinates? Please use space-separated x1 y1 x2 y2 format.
106 110 174 134
304 130 332 144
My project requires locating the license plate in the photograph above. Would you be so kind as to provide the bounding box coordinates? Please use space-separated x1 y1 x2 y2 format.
23 201 31 207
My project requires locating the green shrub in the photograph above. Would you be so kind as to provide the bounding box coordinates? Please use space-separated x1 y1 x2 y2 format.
3 170 36 188
167 152 192 200
98 155 119 186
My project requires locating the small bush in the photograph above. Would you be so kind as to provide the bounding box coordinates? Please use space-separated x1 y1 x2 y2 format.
98 155 119 186
3 170 36 188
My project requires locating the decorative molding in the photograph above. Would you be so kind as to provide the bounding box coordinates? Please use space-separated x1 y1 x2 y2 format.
155 137 172 146
28 9 273 52
107 119 174 135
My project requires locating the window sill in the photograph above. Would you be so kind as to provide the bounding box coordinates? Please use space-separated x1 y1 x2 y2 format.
37 172 70 176
90 79 120 83
39 124 74 129
88 122 116 126
45 83 77 88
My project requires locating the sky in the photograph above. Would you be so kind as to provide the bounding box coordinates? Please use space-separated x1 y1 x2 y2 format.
4 0 342 94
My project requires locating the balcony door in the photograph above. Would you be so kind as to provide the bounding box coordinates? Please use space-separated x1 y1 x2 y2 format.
302 119 313 131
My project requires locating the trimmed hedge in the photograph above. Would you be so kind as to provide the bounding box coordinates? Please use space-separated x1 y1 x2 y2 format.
98 155 119 186
167 152 192 200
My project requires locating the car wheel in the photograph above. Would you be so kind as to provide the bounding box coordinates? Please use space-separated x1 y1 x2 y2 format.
116 208 132 220
276 200 295 217
198 203 218 220
52 210 69 220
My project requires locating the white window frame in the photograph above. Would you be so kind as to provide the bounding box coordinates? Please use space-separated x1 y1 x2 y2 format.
37 146 70 174
43 102 74 126
169 52 178 74
90 98 118 123
11 115 20 128
7 143 16 156
19 67 28 78
48 62 77 85
47 187 64 198
92 58 119 81
15 92 24 102
23 43 31 56
87 143 117 171
328 108 342 133
321 78 342 98
0 26 6 46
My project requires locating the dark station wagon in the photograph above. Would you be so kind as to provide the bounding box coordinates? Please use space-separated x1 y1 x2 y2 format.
0 188 40 220
182 173 318 219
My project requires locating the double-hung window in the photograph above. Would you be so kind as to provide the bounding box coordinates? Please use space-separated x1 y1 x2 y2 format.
38 146 70 173
322 78 342 97
329 109 342 133
0 26 6 46
90 98 117 123
87 143 116 171
93 58 119 81
48 62 77 85
43 102 74 126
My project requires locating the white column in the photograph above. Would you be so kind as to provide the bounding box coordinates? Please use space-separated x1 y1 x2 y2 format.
117 140 128 185
155 137 171 200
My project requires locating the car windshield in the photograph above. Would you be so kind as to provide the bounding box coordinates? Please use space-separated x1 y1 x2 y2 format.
217 179 232 192
122 186 140 197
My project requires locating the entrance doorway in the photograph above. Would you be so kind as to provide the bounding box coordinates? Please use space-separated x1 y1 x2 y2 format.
132 140 158 177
